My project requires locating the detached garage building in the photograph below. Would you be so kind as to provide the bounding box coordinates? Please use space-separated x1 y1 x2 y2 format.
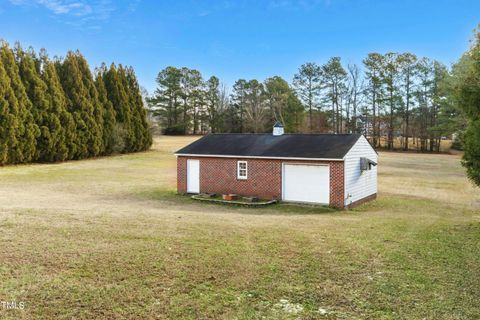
175 124 377 208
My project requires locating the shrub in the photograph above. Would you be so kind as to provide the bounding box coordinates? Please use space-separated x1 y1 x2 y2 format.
162 126 186 135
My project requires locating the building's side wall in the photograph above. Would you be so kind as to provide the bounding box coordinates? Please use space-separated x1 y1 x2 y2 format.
177 156 345 208
343 135 378 206
201 157 282 200
329 161 345 208
177 156 187 194
347 193 377 209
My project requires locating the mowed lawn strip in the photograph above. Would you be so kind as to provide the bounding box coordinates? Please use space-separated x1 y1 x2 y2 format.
0 136 479 319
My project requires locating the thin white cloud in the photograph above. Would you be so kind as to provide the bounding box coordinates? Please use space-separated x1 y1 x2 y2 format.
269 0 291 9
9 0 118 21
9 0 92 15
127 0 141 13
197 10 210 17
269 0 331 10
8 0 119 29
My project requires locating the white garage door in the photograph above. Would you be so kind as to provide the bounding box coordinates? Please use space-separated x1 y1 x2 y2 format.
283 164 330 204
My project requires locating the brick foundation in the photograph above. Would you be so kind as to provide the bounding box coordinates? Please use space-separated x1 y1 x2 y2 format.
177 156 345 208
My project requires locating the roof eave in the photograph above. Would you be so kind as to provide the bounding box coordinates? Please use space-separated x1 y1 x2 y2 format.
174 153 345 161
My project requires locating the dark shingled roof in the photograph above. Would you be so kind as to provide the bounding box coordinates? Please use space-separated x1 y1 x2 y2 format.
273 121 284 127
175 133 362 159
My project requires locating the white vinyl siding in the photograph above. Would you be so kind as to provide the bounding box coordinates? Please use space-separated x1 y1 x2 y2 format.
344 135 377 206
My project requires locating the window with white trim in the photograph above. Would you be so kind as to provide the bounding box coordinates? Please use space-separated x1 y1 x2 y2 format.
237 161 248 179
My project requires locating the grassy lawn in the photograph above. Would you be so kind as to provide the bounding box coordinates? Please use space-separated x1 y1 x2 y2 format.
0 136 479 319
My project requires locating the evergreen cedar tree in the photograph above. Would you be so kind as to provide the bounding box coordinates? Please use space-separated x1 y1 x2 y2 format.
0 42 38 164
0 41 151 165
95 66 116 155
17 46 64 162
42 53 78 160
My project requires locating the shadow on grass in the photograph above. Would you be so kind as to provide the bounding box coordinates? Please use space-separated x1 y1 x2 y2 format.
122 187 470 219
349 193 476 220
131 187 339 216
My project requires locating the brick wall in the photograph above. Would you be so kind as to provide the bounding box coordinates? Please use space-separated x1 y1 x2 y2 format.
177 156 345 208
177 156 187 194
329 161 345 208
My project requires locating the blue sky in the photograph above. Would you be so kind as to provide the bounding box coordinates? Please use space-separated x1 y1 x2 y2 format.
1 0 479 93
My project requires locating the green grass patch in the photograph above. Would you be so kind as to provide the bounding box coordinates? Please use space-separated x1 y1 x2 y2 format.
0 136 479 319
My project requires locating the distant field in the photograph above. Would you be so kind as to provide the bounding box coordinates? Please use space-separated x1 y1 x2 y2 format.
0 136 479 319
377 137 453 152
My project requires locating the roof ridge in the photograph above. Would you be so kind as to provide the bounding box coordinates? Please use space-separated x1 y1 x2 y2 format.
207 133 360 136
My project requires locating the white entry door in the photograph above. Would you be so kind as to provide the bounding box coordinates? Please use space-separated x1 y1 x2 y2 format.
187 159 200 193
283 164 330 204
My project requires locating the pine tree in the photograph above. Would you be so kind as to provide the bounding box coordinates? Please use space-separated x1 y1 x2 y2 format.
95 64 117 154
0 41 38 163
230 79 248 133
321 57 347 134
206 76 222 133
41 50 76 161
264 76 303 133
363 53 385 147
56 51 101 159
292 62 322 132
148 66 183 134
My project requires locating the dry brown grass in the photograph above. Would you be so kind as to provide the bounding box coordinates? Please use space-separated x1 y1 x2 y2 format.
379 151 479 209
377 137 453 152
0 136 478 319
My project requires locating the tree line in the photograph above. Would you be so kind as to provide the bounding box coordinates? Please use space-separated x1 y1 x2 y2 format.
148 25 480 186
0 41 151 165
148 67 303 135
149 55 465 153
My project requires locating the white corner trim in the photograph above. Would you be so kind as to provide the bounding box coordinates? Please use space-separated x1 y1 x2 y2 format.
175 153 345 162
